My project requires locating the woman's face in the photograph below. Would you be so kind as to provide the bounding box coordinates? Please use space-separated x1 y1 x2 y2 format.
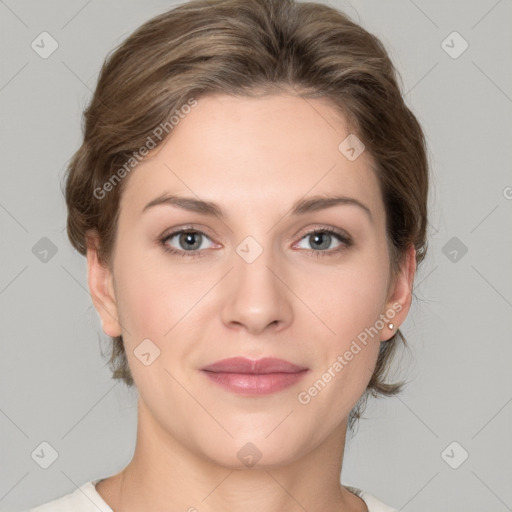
88 93 414 468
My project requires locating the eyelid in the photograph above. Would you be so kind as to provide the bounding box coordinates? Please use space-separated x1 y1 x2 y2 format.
160 223 352 243
160 223 216 238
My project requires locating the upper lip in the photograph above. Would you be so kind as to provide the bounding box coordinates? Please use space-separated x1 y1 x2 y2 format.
202 357 308 374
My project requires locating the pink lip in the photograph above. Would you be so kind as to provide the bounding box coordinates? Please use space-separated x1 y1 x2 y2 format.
201 357 310 396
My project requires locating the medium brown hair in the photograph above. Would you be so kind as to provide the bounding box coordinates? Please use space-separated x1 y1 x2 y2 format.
64 0 429 428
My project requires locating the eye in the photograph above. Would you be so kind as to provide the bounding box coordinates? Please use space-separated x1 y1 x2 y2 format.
160 229 215 257
159 226 352 259
294 228 352 256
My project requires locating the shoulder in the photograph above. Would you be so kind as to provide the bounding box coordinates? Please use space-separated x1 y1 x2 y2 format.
345 485 398 512
23 480 113 512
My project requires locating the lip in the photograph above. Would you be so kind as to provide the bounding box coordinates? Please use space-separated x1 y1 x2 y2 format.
202 357 307 374
201 357 310 396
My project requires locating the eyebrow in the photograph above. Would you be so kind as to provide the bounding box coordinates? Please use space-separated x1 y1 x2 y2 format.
142 193 373 223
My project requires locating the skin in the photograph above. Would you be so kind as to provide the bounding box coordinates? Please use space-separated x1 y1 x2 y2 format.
87 93 416 512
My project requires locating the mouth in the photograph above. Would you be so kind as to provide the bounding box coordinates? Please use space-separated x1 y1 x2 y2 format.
201 357 310 396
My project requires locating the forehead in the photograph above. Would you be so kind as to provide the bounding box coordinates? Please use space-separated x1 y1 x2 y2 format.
119 93 384 221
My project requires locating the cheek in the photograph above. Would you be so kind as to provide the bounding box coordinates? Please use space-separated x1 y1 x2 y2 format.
297 252 388 393
114 249 215 343
308 253 389 335
115 269 166 336
298 281 383 419
110 250 168 350
113 257 194 393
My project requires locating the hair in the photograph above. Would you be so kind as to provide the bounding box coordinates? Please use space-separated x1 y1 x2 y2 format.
64 0 429 430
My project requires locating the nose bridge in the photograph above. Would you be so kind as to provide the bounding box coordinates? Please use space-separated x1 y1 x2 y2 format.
220 233 292 333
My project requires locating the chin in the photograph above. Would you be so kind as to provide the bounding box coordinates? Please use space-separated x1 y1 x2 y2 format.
188 428 314 470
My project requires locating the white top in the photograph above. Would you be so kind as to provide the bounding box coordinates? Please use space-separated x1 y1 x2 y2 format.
26 478 397 512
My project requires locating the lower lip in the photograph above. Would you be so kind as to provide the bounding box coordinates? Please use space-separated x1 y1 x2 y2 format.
202 370 309 396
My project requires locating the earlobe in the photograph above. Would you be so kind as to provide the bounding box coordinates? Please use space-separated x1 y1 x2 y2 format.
85 232 122 338
380 244 417 342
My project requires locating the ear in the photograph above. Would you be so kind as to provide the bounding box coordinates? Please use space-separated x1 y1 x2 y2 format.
380 244 417 342
86 232 122 337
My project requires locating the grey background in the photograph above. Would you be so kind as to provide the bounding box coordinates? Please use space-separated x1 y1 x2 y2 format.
1 0 511 510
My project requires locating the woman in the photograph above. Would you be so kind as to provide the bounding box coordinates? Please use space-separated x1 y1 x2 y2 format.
28 0 429 510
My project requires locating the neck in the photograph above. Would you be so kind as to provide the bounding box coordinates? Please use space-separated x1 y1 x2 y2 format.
96 398 367 512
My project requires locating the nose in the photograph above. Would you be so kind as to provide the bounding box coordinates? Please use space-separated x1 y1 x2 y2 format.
220 244 293 335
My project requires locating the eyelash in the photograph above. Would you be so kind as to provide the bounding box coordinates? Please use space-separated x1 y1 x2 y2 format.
159 226 353 259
